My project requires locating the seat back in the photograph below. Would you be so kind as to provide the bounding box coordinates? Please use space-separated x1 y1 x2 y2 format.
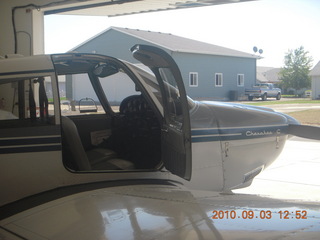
61 116 91 171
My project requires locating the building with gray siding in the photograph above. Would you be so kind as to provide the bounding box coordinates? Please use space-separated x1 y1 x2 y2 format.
310 61 320 100
70 27 258 101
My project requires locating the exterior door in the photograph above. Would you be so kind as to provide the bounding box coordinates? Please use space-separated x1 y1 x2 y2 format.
131 44 192 180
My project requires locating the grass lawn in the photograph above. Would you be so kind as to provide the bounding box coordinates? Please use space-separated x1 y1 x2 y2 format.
243 99 320 126
287 110 320 126
245 99 320 106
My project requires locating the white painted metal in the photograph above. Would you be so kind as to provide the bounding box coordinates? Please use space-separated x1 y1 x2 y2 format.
1 184 319 240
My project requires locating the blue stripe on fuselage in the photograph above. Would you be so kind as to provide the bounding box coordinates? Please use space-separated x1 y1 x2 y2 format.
191 125 288 142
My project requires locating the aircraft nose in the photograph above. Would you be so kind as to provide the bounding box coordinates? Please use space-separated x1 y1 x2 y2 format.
279 112 300 125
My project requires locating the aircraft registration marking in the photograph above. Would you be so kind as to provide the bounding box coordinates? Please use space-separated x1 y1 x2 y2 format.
191 125 287 142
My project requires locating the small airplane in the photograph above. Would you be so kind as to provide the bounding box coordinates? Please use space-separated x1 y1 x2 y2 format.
1 45 320 239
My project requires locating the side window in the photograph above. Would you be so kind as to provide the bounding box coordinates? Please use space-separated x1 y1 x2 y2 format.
237 74 244 87
159 68 183 126
215 73 223 87
189 72 198 87
0 82 18 120
0 76 55 127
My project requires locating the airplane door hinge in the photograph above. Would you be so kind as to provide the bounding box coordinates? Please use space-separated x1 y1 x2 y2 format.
276 136 280 149
224 142 229 157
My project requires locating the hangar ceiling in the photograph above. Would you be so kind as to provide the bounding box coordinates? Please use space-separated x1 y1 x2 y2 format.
43 0 255 16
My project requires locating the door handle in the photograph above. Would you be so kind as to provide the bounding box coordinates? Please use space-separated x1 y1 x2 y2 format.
161 127 169 133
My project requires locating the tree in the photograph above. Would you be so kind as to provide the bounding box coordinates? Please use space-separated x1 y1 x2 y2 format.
279 46 313 95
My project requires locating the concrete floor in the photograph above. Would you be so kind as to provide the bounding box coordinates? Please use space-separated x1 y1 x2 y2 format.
234 137 320 202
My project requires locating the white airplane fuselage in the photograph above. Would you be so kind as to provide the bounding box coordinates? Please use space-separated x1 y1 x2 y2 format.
0 51 297 207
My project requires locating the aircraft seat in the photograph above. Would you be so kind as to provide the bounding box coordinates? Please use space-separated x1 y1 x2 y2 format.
61 116 134 171
117 95 161 168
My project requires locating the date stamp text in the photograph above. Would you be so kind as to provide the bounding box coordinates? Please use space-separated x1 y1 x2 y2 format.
211 210 308 220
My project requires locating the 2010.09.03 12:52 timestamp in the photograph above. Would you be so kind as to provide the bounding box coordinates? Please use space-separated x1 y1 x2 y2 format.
211 210 308 220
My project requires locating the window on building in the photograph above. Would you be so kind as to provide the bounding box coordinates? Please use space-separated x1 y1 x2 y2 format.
189 72 198 87
237 74 244 87
215 73 223 87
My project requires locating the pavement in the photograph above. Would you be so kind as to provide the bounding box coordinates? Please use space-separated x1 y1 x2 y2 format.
233 101 320 202
233 137 320 202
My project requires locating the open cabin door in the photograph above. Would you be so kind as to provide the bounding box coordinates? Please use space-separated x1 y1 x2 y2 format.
131 45 191 180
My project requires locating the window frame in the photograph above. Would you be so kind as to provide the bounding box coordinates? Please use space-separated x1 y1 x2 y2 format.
215 73 223 87
237 74 244 87
189 72 198 87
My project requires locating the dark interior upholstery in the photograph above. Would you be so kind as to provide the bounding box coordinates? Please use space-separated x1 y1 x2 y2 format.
116 95 161 168
61 116 134 171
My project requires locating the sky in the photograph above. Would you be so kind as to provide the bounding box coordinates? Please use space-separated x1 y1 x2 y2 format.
44 0 320 68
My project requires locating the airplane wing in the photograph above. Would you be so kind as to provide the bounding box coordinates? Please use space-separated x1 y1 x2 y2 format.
1 183 319 239
43 0 255 16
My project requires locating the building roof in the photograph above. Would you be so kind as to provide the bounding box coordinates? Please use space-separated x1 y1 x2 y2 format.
75 26 257 59
310 61 320 76
256 71 268 83
256 66 281 83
